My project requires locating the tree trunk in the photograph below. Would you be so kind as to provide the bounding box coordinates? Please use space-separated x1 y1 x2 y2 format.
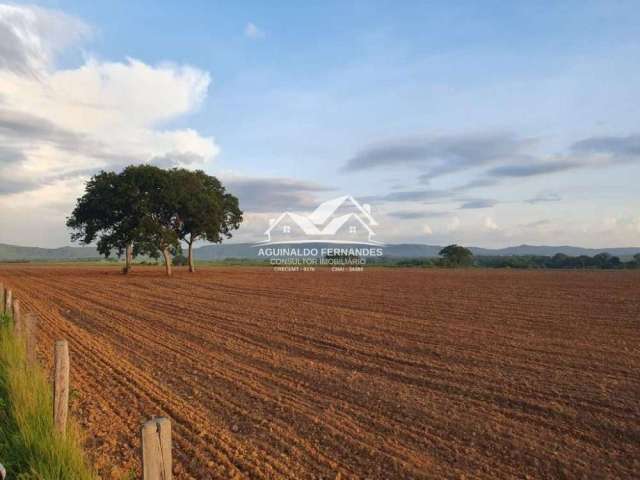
162 247 172 276
188 240 195 273
124 243 133 274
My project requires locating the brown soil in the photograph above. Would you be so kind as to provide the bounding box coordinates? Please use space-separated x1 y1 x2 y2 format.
0 265 638 479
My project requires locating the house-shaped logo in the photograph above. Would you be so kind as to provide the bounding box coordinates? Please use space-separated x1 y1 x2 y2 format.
260 195 382 245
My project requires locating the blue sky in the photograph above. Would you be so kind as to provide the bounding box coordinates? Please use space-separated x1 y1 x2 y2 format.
0 1 639 247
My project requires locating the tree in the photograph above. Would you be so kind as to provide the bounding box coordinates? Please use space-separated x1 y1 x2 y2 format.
591 253 622 269
577 255 592 268
68 164 242 276
550 253 571 268
438 244 473 267
66 171 140 273
68 165 176 275
170 169 242 272
607 256 622 269
119 165 180 276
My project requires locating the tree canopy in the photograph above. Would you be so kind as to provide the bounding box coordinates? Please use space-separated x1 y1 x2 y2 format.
170 169 242 271
66 165 242 275
438 244 474 267
66 170 138 271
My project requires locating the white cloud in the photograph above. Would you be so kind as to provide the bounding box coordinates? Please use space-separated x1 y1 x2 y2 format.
0 4 218 245
0 4 90 75
484 216 499 231
244 22 265 39
423 224 433 235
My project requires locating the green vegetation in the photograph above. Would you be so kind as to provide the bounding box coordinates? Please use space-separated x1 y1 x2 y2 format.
382 245 640 269
374 252 640 269
66 165 242 276
475 252 640 269
170 169 242 272
438 244 474 267
0 313 94 479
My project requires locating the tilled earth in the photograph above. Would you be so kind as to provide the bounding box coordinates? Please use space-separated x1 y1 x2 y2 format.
0 265 638 479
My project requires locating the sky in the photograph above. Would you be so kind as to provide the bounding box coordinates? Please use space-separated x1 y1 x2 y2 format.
0 1 639 248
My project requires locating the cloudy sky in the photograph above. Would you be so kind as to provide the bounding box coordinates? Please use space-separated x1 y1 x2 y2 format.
0 1 639 248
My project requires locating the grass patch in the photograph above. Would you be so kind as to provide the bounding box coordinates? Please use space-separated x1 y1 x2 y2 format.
0 312 95 479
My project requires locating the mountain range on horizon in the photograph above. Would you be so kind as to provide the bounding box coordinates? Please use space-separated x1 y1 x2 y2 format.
1 242 639 262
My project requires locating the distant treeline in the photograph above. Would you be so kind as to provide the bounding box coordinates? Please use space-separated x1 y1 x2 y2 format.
383 252 640 269
476 253 640 269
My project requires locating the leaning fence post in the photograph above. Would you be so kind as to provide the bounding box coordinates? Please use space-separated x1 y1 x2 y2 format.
142 417 172 480
53 340 70 435
12 299 22 334
4 290 11 317
24 313 37 365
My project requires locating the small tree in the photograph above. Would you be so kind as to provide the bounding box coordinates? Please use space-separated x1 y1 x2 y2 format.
550 253 570 268
171 169 242 272
439 244 473 267
592 252 612 269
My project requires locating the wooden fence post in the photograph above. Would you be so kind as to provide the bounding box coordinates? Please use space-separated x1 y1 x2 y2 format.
24 313 37 365
4 290 11 317
0 283 4 314
142 417 172 480
53 340 70 435
12 299 21 334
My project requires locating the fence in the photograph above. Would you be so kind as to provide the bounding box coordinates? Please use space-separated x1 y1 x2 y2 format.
0 282 172 480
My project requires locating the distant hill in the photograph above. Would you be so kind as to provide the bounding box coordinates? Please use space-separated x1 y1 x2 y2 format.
1 242 639 262
0 243 101 261
468 244 640 257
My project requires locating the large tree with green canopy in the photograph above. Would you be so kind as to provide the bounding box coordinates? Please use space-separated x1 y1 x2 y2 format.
67 164 242 276
66 170 141 273
170 169 242 272
117 165 181 275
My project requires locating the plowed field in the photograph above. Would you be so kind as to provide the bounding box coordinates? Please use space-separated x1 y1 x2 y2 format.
0 265 638 479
